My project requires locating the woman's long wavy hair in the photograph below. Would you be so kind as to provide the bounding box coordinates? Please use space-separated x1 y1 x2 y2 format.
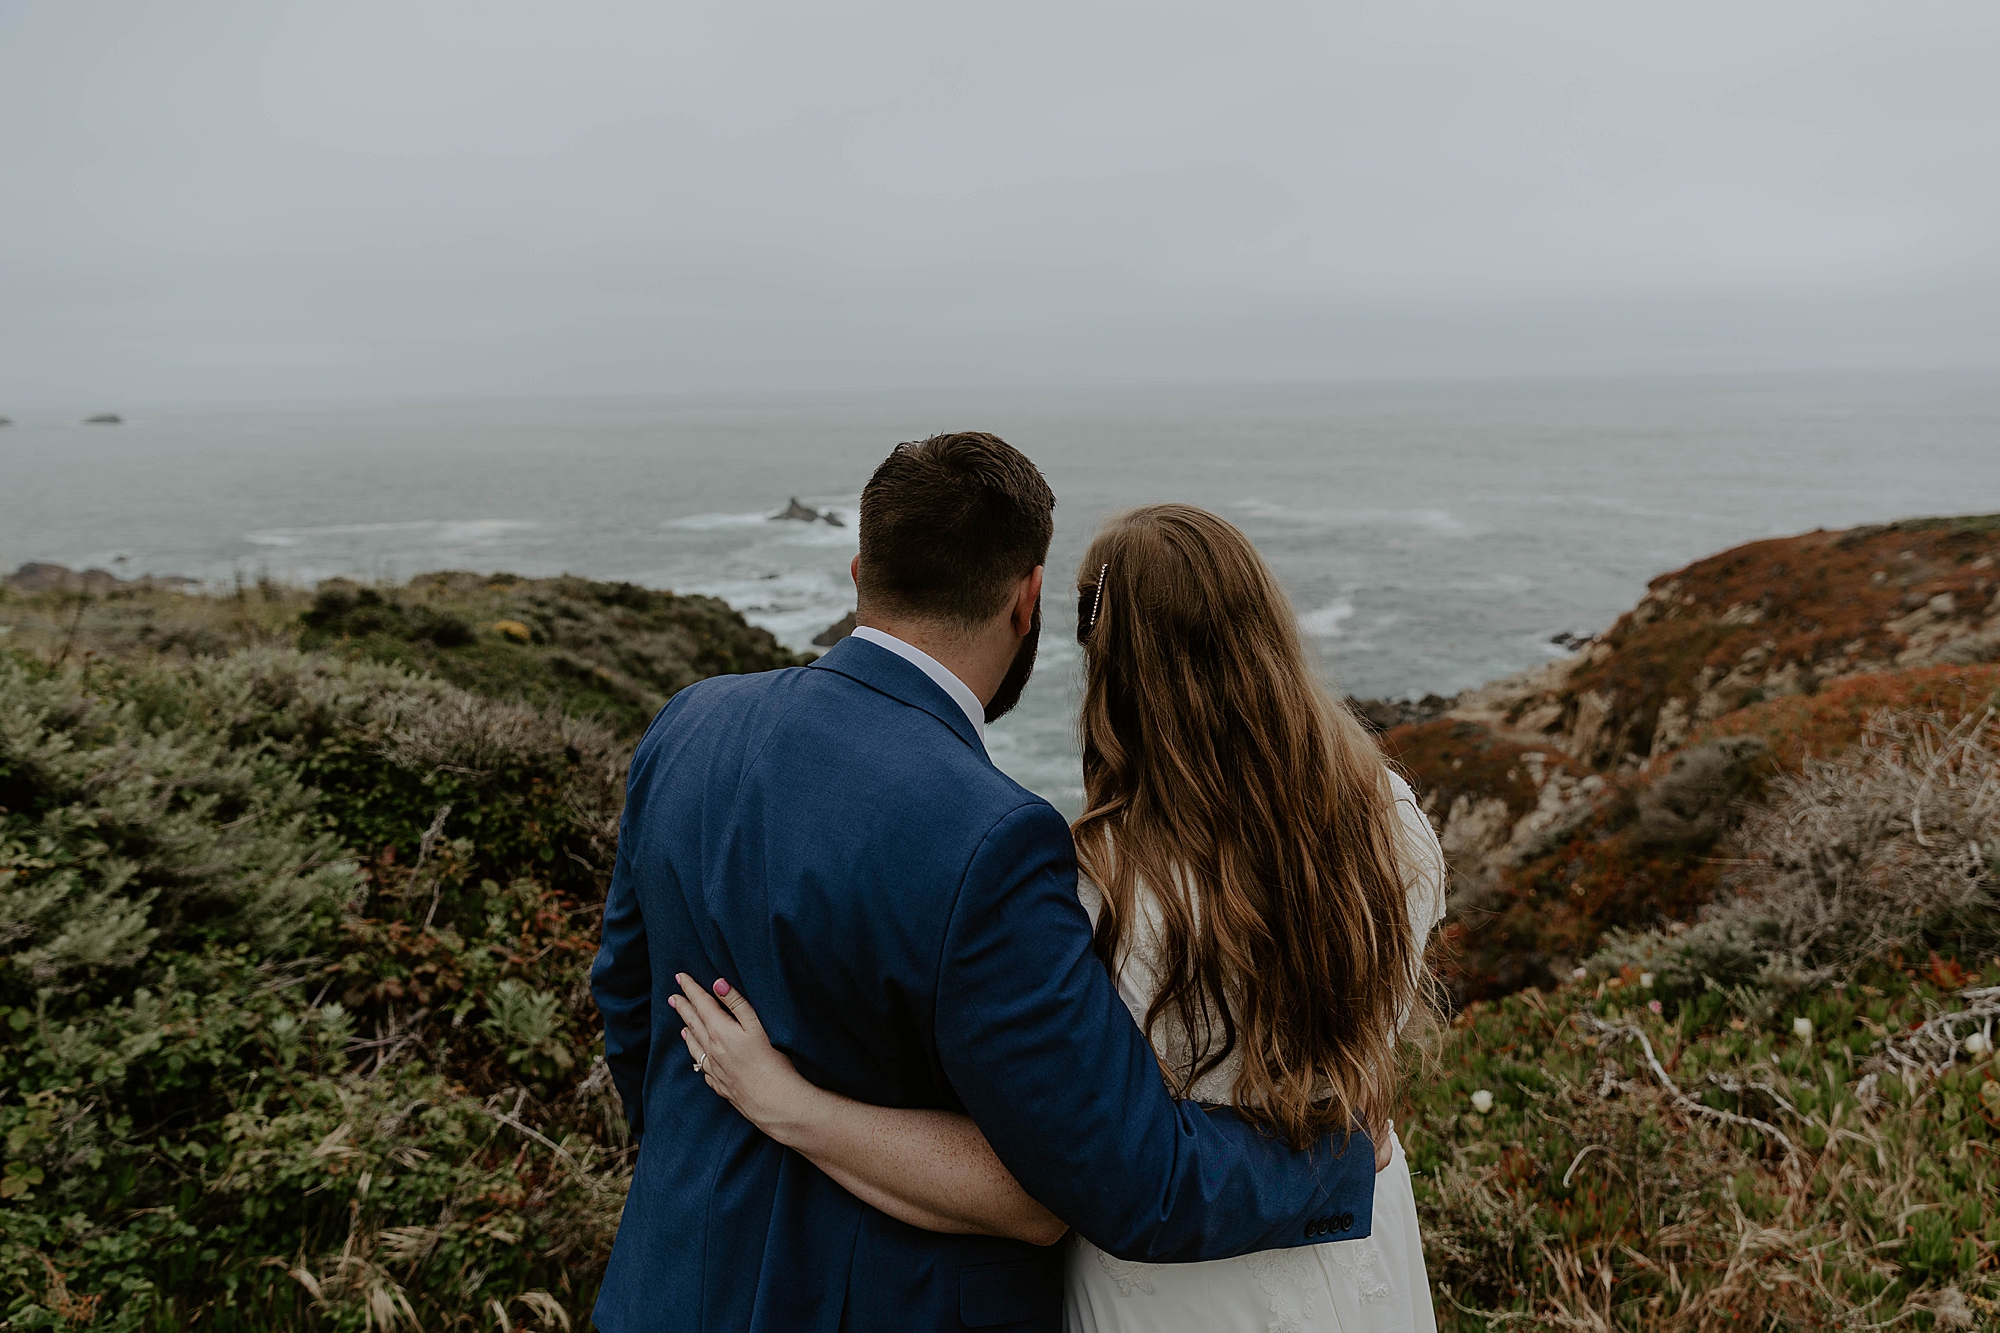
1073 504 1432 1150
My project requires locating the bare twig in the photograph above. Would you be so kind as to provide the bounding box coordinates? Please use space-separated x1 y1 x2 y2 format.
416 803 452 930
1562 1143 1612 1188
1578 1014 1800 1162
475 1102 608 1197
1864 983 2000 1081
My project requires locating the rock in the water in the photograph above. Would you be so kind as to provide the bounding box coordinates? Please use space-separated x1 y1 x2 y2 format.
772 497 817 522
769 497 844 526
84 413 123 425
0 416 12 427
813 610 858 647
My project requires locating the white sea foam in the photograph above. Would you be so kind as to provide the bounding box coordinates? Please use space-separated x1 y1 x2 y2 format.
664 511 776 531
1232 500 1476 538
244 519 535 547
1298 599 1357 637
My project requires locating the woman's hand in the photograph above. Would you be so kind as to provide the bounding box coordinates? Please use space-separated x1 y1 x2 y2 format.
673 973 1065 1245
672 973 828 1147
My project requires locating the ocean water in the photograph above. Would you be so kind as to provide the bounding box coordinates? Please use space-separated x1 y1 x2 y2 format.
4 375 1998 813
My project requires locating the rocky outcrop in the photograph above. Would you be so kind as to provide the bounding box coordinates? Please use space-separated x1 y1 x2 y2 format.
1434 514 2000 772
1349 693 1453 733
1387 514 2000 1003
770 497 844 526
812 610 858 647
6 561 195 593
83 413 123 425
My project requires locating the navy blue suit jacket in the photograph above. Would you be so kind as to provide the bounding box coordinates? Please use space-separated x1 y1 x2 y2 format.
590 636 1374 1333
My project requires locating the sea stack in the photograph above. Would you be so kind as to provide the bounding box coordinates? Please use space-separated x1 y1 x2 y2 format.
770 497 842 526
84 413 123 425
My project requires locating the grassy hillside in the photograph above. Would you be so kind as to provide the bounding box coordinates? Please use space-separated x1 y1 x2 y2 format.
0 570 802 1331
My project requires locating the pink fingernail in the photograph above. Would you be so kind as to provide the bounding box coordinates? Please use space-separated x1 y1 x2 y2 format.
713 979 731 997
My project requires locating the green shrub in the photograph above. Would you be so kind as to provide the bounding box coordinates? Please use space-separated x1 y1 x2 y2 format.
0 650 631 1331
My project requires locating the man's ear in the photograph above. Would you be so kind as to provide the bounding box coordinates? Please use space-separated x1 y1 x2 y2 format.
1012 566 1045 636
850 555 861 588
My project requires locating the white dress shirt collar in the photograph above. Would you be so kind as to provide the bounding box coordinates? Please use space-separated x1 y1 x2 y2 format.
849 625 986 743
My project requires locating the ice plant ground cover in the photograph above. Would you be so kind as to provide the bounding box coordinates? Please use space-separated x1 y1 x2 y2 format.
1408 958 2000 1330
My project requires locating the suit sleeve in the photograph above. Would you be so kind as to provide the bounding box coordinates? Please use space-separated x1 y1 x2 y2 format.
933 802 1375 1263
592 801 653 1137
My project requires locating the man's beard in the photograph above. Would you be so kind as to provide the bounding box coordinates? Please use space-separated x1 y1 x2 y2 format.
984 602 1041 724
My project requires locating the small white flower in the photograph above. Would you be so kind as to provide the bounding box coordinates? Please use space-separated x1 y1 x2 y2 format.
1966 1031 1992 1056
1640 972 1656 990
1470 1089 1494 1115
1792 1017 1813 1040
1572 967 1588 981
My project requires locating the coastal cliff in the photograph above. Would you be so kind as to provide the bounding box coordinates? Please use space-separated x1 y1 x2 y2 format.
1384 518 1999 1328
1441 513 2000 767
1379 516 2000 1003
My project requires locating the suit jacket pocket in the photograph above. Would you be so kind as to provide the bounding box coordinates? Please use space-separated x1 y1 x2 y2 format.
958 1256 1061 1328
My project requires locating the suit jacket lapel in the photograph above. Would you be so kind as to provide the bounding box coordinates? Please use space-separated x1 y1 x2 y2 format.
808 637 987 756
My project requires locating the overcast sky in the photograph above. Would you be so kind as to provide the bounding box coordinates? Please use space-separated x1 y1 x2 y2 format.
2 1 1997 407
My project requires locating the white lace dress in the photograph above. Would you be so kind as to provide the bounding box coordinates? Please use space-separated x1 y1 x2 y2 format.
1065 770 1447 1333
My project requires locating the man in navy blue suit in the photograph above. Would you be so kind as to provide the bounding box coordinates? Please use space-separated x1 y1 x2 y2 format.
591 433 1375 1332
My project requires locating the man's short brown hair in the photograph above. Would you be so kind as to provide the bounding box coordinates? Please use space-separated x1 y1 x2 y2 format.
857 432 1055 625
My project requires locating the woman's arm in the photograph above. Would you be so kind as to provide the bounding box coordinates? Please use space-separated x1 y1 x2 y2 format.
670 974 1067 1247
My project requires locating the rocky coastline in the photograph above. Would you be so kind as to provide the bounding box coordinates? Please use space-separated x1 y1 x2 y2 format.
1372 513 2000 1000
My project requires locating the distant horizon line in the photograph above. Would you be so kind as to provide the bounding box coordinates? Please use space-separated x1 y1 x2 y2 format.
4 362 1997 419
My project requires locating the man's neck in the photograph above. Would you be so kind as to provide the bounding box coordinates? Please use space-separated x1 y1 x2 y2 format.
855 615 1001 707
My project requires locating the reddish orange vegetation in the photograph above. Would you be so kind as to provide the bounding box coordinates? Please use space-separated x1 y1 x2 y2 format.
1693 663 2000 766
1381 716 1589 823
1382 521 2000 1005
1432 779 1737 1002
1428 667 2000 1004
1558 515 2000 764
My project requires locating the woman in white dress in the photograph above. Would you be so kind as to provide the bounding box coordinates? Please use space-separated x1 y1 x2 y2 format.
673 504 1447 1332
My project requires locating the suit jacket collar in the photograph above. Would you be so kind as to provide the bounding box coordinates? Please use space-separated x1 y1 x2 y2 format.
809 635 988 756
